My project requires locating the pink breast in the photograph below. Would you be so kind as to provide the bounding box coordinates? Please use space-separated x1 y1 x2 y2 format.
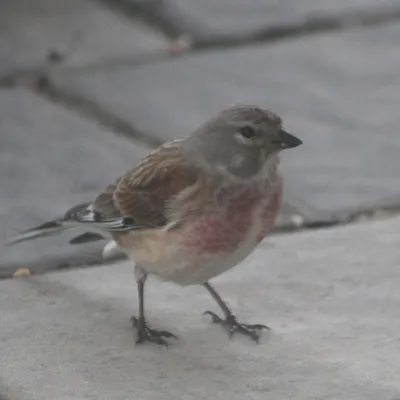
180 185 282 254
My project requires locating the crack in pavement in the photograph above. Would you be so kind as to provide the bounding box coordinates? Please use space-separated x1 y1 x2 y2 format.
97 0 400 48
35 74 163 149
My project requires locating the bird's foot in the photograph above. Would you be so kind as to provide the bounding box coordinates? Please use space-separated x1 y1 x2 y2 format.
204 311 269 343
131 316 178 347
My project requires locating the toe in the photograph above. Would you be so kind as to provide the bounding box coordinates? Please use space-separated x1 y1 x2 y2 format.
158 330 178 339
130 316 139 327
132 317 176 347
243 323 270 331
152 336 169 348
203 310 224 323
135 330 170 347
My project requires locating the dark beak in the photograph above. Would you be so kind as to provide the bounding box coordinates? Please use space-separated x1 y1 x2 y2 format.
273 129 302 149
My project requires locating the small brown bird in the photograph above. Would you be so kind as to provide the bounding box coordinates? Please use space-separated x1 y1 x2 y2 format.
8 105 302 346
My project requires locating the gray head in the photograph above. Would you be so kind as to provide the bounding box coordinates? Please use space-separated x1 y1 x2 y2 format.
182 104 302 180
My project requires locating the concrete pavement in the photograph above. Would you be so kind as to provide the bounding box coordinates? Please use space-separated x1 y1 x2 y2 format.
0 0 170 76
1 216 400 399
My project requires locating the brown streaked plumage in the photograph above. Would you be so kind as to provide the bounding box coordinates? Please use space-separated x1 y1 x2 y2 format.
7 104 302 347
92 140 200 231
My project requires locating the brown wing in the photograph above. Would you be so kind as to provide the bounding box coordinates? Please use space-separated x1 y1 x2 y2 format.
87 140 199 231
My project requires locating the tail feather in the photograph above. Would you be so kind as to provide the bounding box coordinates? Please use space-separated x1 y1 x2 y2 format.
69 232 107 245
63 202 92 221
7 219 68 245
6 201 132 246
7 202 92 246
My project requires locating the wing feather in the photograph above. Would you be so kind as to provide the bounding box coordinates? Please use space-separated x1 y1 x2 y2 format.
77 140 199 232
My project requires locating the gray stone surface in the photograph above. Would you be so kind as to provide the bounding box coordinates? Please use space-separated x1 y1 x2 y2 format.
52 22 400 217
0 88 149 275
126 0 400 40
0 0 170 76
1 215 400 399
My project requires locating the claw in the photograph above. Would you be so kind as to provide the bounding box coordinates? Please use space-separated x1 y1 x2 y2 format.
131 316 178 347
158 330 178 339
203 310 269 343
203 310 222 323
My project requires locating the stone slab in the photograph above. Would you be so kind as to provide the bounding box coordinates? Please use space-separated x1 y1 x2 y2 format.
0 0 170 76
52 22 400 218
1 215 400 399
0 88 149 275
125 0 400 41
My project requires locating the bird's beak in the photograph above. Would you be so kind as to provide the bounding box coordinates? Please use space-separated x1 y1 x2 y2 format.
273 129 302 149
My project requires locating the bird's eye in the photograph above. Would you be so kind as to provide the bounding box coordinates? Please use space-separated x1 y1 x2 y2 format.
238 126 256 139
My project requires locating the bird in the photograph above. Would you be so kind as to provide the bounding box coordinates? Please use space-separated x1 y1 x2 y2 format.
7 104 302 346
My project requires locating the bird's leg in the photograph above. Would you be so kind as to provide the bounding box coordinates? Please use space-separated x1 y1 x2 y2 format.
131 268 177 347
203 282 269 343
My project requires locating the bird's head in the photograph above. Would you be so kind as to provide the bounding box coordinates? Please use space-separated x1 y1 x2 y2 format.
183 104 302 181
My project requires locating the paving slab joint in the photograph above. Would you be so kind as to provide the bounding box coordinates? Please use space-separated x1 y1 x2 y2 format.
96 0 194 39
33 74 162 149
96 1 400 50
